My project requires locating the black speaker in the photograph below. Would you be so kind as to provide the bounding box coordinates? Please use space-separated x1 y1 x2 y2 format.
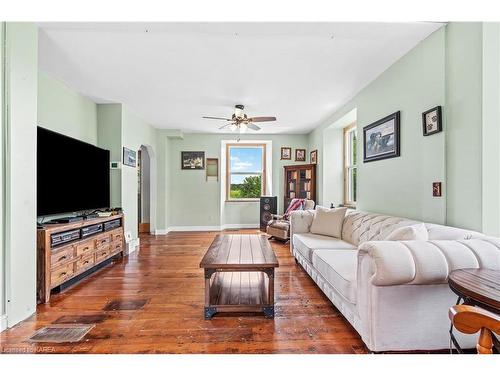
260 196 277 231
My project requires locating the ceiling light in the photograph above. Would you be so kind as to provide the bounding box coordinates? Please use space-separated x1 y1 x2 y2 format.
229 124 237 132
240 123 247 133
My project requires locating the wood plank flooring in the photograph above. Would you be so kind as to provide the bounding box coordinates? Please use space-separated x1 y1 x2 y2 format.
0 230 368 354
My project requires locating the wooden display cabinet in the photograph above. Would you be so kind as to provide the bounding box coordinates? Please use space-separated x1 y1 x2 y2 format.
283 164 316 210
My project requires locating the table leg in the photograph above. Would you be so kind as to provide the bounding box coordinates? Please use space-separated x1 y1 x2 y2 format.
204 269 216 319
263 268 275 318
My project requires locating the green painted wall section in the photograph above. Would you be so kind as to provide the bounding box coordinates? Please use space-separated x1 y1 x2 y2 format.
165 133 309 228
309 27 447 223
121 107 157 240
445 23 484 231
37 71 97 145
97 103 122 208
481 23 500 236
3 23 38 327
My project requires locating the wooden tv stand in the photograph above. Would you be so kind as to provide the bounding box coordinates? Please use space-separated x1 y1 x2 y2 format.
36 214 125 303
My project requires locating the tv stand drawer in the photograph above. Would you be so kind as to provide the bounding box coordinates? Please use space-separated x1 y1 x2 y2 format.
51 263 74 287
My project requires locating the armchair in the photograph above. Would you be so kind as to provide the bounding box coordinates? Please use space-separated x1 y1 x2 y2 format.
266 199 315 241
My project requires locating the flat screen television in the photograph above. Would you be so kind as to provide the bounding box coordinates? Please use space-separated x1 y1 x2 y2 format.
37 127 110 216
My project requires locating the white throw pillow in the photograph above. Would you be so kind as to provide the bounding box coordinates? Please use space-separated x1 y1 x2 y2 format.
310 206 347 238
385 223 429 241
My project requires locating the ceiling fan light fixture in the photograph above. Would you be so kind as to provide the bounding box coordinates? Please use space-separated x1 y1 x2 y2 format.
229 124 238 132
240 123 248 133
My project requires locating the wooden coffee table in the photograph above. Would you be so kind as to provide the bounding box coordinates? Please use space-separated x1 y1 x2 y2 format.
200 234 279 319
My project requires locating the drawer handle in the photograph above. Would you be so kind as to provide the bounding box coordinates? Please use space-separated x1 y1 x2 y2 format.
83 246 89 251
58 255 67 262
101 252 106 256
84 260 90 265
100 240 106 244
60 272 67 277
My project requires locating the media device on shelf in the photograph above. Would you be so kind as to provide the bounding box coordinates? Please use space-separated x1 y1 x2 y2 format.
37 127 111 218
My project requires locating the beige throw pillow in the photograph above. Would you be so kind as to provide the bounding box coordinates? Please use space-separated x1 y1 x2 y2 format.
310 206 347 238
385 223 429 241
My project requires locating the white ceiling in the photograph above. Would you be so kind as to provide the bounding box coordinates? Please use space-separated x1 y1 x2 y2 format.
38 22 443 134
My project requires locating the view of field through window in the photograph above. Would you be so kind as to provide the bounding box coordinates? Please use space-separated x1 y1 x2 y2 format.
228 146 264 199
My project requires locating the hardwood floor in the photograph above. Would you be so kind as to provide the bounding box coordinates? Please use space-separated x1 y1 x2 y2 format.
0 230 368 354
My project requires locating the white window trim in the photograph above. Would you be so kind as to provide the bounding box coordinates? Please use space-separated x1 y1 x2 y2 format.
220 140 273 204
343 124 357 207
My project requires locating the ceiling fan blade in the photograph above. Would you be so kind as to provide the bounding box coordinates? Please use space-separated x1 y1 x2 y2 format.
203 116 232 121
248 116 276 122
247 123 261 131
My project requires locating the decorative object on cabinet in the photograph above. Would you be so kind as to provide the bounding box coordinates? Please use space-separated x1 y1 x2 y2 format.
283 164 316 210
37 214 125 303
363 111 400 163
310 149 318 164
295 149 306 162
123 147 137 167
280 147 291 160
181 151 205 170
422 106 442 136
206 158 219 181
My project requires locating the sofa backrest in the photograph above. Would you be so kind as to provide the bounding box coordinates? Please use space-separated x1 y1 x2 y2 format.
341 211 420 246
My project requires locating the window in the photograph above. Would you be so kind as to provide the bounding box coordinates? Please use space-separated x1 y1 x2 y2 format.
226 144 266 201
344 124 357 206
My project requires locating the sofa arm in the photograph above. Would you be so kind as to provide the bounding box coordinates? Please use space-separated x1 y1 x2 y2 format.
358 239 500 286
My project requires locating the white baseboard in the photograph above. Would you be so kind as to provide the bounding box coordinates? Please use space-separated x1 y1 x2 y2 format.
154 229 169 235
167 225 221 232
0 315 7 332
126 237 140 254
162 224 260 233
222 223 260 230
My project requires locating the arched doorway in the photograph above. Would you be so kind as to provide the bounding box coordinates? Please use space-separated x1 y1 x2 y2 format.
138 145 151 234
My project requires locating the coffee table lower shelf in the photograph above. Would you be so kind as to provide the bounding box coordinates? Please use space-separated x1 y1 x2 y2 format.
204 270 274 319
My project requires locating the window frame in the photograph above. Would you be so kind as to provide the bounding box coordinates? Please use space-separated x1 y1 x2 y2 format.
225 143 267 202
343 123 357 207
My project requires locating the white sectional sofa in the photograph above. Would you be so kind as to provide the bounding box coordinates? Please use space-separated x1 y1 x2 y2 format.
289 209 500 352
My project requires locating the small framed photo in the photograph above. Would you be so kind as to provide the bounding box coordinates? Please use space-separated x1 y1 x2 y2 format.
295 149 306 162
422 106 442 136
363 111 400 163
123 147 137 167
310 149 318 164
281 147 291 160
181 151 205 170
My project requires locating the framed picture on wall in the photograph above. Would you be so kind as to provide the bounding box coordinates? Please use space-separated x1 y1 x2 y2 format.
181 151 205 170
310 149 318 164
281 147 291 160
422 106 442 136
295 149 306 162
363 111 401 163
123 147 137 167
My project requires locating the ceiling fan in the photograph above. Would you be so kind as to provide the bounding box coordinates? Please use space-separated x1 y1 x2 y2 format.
203 105 276 139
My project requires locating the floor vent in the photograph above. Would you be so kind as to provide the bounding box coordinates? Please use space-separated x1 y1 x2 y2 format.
52 314 108 324
28 324 94 343
103 298 149 311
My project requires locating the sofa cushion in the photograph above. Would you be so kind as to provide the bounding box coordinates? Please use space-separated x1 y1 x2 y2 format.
293 233 356 262
385 223 429 241
312 249 358 304
425 223 485 240
310 206 347 238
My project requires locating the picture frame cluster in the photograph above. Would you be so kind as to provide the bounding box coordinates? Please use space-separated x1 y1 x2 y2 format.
280 147 318 164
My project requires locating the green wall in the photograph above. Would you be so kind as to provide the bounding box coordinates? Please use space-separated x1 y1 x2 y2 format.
165 133 309 229
2 23 38 328
38 71 97 145
309 27 447 223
